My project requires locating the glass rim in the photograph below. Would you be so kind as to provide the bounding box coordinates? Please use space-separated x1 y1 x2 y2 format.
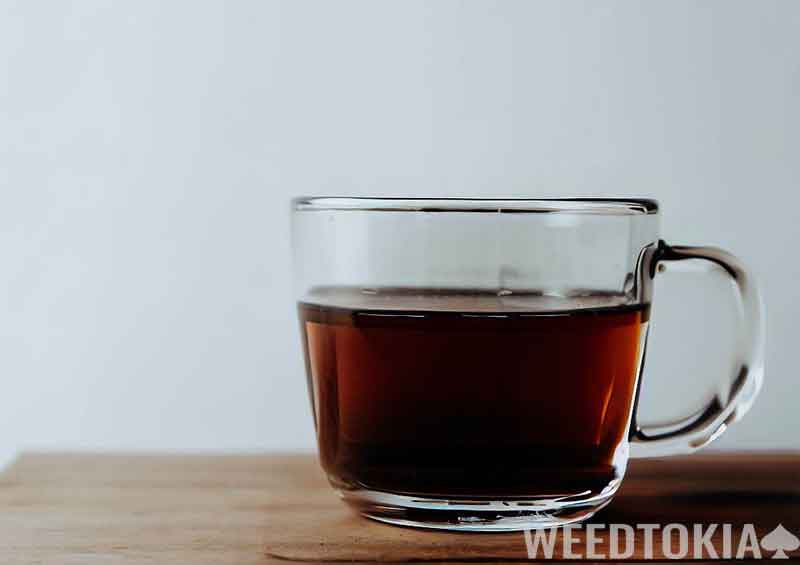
292 196 659 215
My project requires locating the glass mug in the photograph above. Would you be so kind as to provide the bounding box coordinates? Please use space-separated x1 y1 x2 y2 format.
291 197 764 531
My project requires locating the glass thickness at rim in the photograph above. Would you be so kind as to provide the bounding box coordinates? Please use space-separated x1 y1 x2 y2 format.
292 197 659 215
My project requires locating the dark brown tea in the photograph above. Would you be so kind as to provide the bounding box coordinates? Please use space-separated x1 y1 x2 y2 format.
299 288 648 499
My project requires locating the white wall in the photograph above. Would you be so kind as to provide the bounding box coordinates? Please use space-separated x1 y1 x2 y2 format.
2 1 798 468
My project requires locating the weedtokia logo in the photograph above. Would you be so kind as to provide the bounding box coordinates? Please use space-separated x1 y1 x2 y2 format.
523 523 800 560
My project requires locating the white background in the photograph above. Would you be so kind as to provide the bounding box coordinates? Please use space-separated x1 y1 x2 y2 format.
2 1 798 469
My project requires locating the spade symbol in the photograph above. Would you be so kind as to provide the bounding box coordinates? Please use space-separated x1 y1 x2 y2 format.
760 524 800 559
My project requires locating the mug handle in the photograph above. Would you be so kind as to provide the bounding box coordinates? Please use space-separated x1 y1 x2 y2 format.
630 241 766 457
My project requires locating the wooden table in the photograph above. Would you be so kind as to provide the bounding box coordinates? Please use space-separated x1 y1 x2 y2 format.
0 452 798 563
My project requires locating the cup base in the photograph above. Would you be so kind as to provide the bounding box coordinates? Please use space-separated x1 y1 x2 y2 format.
338 484 619 532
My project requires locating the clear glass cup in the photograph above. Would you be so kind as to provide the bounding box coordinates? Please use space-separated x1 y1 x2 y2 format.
291 197 764 531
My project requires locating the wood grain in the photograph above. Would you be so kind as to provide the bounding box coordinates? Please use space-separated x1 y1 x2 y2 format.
0 452 797 563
